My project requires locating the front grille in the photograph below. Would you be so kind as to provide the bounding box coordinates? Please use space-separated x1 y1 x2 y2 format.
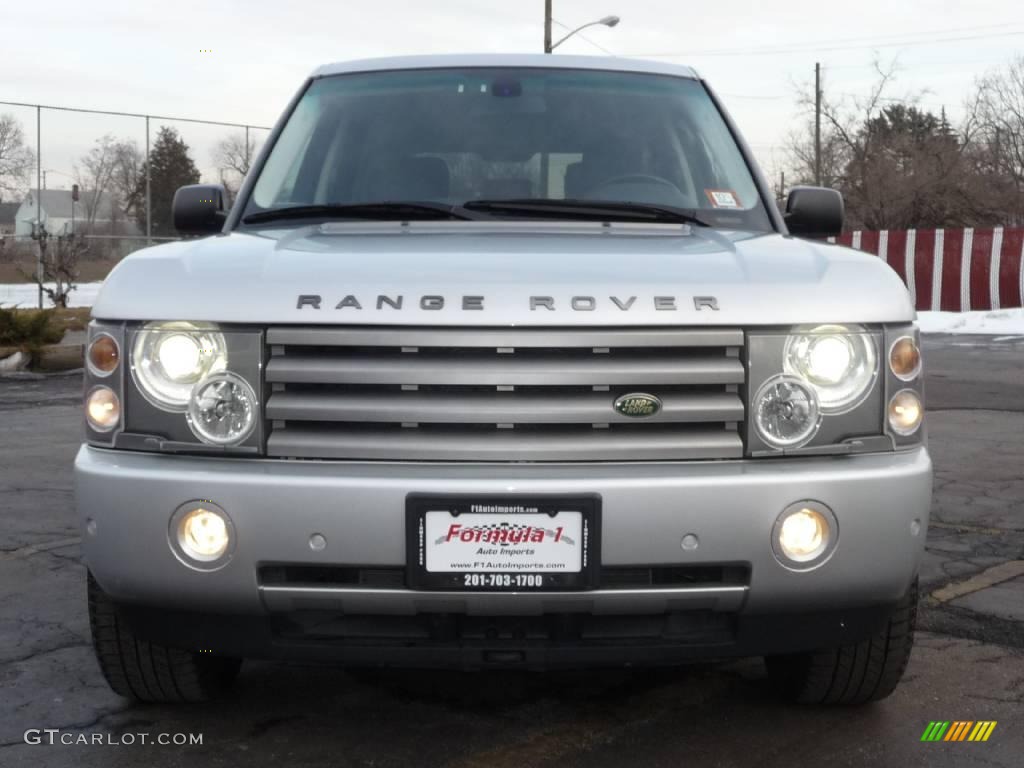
270 611 737 647
264 327 746 461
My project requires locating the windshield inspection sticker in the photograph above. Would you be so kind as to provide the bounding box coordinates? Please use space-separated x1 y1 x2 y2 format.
705 189 741 209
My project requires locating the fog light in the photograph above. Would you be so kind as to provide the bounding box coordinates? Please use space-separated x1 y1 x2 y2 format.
772 502 837 569
780 510 825 556
888 389 923 435
86 386 120 432
172 503 233 565
889 336 921 381
87 334 120 376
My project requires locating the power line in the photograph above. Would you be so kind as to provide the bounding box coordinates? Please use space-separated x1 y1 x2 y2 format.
623 26 1024 58
698 21 1023 52
0 99 271 130
718 92 786 100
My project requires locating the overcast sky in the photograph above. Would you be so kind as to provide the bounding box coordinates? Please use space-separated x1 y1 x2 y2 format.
1 0 1023 191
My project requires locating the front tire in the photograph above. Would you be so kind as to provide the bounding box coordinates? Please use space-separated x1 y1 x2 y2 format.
765 578 918 705
87 571 241 703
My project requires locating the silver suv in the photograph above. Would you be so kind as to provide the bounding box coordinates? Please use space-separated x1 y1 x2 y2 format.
76 54 931 705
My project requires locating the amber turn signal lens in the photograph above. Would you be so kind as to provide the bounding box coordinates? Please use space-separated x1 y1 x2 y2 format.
88 334 120 375
889 336 921 381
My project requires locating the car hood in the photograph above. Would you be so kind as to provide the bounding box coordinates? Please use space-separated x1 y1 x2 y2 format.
92 222 914 326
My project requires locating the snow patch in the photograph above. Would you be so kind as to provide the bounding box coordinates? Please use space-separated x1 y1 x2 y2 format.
916 309 1024 335
0 282 103 309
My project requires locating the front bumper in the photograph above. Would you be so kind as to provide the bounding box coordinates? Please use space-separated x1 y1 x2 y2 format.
75 445 931 663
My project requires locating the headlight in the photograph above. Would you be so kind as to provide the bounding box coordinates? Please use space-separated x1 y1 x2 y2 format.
753 374 821 449
784 325 877 413
131 322 227 411
187 371 258 445
888 389 923 435
86 386 121 432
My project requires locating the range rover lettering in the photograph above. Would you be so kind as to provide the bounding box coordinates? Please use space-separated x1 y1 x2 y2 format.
76 54 931 705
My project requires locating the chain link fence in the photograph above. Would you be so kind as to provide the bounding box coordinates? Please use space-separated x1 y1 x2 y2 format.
0 100 273 307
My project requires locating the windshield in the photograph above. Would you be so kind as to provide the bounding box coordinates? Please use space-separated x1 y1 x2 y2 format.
243 67 773 231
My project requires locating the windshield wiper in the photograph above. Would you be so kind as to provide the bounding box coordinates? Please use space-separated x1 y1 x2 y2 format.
242 201 477 224
462 198 712 226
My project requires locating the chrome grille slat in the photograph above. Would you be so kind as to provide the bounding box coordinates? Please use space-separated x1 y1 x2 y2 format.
265 355 744 387
267 327 743 349
267 391 744 424
267 426 744 461
264 326 746 462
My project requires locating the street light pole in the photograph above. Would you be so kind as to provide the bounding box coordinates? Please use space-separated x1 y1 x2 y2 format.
549 15 620 52
544 0 552 53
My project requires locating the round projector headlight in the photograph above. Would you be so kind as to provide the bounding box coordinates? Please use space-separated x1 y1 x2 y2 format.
784 325 877 414
131 322 227 411
187 372 258 445
753 375 821 449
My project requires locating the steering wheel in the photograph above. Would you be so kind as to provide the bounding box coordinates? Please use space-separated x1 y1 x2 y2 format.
586 174 683 196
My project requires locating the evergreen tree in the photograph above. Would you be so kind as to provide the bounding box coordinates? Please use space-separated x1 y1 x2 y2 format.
138 127 200 237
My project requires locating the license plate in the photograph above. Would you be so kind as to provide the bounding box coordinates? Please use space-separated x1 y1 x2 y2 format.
406 495 600 591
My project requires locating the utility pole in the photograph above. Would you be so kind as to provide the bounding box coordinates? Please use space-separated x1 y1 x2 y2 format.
145 116 152 245
814 62 822 187
36 105 42 309
544 0 552 53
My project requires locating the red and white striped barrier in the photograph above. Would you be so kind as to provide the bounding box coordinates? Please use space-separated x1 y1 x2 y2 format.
833 228 1024 312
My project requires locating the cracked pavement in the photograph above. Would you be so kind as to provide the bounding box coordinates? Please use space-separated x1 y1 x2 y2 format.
1 337 1022 767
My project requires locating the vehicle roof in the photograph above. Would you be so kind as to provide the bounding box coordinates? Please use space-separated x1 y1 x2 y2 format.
312 53 699 80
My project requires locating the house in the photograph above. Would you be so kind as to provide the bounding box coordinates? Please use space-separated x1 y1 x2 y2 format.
0 202 18 236
13 189 139 239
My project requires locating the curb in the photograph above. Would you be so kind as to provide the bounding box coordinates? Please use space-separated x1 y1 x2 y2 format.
0 344 84 374
37 344 85 372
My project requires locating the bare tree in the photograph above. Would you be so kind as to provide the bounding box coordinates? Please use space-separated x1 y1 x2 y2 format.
17 227 86 308
787 60 904 190
785 60 989 230
75 135 119 228
212 131 260 199
0 113 35 202
109 139 145 221
969 57 1024 225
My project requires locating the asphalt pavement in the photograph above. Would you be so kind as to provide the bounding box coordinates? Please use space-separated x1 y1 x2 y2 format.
0 336 1021 768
